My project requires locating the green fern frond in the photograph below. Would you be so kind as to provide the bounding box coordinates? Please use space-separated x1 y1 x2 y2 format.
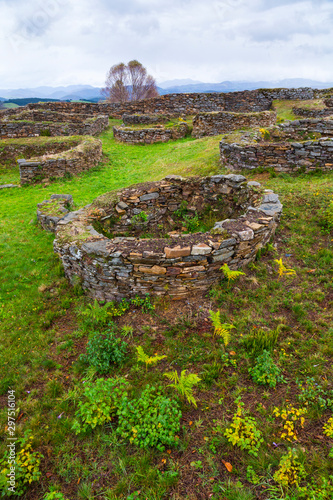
209 310 235 346
136 346 166 371
220 263 245 287
164 369 201 407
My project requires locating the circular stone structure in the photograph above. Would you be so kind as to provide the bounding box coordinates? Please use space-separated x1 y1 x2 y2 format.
53 174 282 301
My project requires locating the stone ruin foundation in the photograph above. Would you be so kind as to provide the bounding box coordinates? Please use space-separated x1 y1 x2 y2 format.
43 175 282 301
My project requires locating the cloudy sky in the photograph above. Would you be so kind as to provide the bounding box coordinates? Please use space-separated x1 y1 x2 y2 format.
1 0 333 88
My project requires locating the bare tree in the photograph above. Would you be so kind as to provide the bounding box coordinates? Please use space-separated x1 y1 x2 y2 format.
102 60 159 103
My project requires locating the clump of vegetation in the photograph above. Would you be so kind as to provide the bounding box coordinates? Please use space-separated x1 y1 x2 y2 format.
164 369 201 407
249 350 284 388
116 385 181 451
79 328 128 373
72 377 128 434
224 399 263 456
273 405 306 442
209 309 235 345
0 432 43 496
136 346 166 371
273 448 306 488
220 263 245 287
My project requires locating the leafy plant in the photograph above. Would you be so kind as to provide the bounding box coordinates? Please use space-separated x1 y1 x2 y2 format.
183 214 200 233
273 448 306 488
120 325 134 338
131 211 148 224
43 492 69 500
274 258 296 279
224 399 263 456
72 377 128 434
241 326 279 356
80 299 112 326
164 369 201 407
0 431 43 497
260 128 271 141
79 328 128 373
220 263 245 287
273 405 306 442
209 310 235 346
296 377 333 410
323 417 333 438
130 294 155 313
249 350 284 388
117 385 181 451
136 346 166 371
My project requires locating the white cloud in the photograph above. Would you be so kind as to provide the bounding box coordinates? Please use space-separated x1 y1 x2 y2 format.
0 0 333 88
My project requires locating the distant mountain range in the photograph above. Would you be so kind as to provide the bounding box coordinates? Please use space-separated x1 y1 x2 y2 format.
1 79 333 102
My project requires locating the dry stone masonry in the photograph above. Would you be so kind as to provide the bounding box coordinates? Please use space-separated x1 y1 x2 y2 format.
18 136 102 184
113 122 189 144
220 117 333 173
37 194 73 232
0 112 108 139
20 87 333 118
192 110 277 138
50 175 282 301
122 114 171 125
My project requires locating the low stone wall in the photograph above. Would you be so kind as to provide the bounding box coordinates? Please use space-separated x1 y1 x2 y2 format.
0 115 108 139
277 118 333 137
324 98 333 108
52 174 282 301
18 136 102 184
37 194 73 232
292 107 333 119
122 114 171 125
26 87 333 118
220 138 333 173
192 110 276 138
0 137 81 167
113 123 189 144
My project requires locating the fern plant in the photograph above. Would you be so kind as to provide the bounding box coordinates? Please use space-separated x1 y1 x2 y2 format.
220 263 245 287
136 346 166 371
274 258 296 279
209 310 235 346
164 369 201 407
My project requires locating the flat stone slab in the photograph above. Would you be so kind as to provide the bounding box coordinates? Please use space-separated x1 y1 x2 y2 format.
0 184 20 189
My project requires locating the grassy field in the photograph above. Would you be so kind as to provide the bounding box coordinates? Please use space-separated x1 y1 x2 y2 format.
0 119 333 499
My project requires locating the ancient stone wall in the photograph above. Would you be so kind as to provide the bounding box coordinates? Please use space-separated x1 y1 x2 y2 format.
192 110 276 138
19 137 102 184
277 118 333 137
37 194 73 232
0 115 108 139
25 87 333 118
220 138 333 173
292 107 333 119
324 98 333 108
122 114 171 125
0 137 80 167
113 123 189 144
52 174 282 301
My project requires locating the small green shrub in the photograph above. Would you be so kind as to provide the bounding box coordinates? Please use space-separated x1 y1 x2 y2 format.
224 399 263 456
0 431 43 497
40 128 51 136
131 211 148 224
43 492 69 500
183 214 200 233
80 328 127 373
248 350 284 388
296 376 333 410
117 385 181 451
72 377 128 434
273 448 306 488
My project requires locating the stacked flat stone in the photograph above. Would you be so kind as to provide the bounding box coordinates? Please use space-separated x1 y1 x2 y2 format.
113 123 189 144
37 194 73 232
18 137 102 184
0 114 108 139
220 118 333 173
122 114 171 125
49 174 282 301
192 110 277 138
24 87 333 119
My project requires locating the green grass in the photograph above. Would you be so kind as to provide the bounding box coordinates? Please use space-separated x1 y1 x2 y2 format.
273 98 326 123
0 121 333 499
2 102 20 109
